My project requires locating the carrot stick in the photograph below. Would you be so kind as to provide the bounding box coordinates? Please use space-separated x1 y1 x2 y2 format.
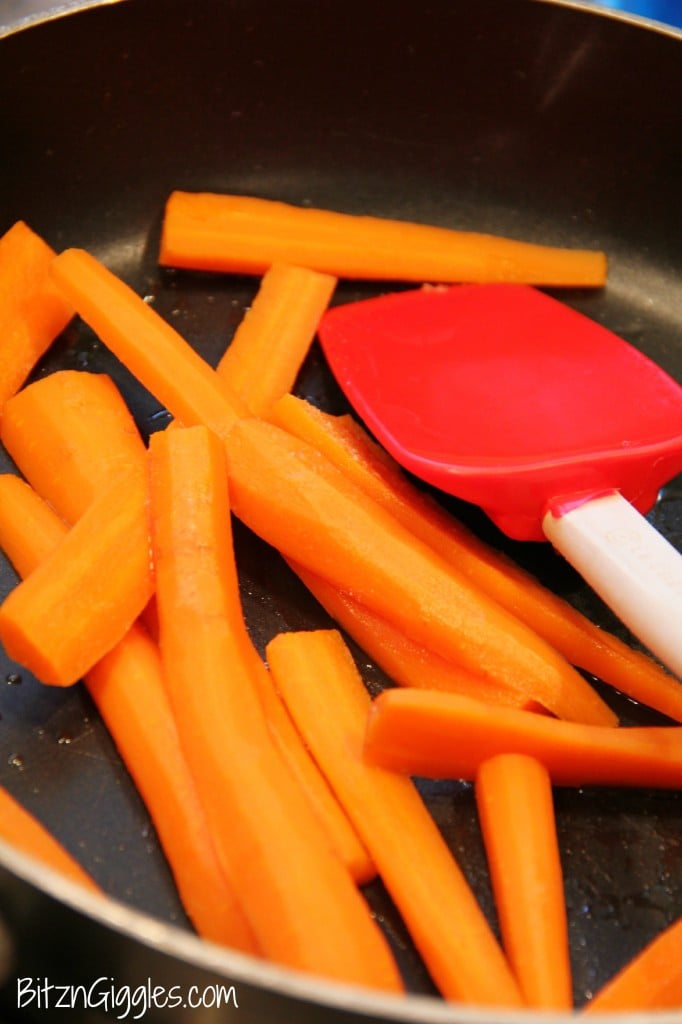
266 627 524 1006
582 915 682 1012
216 262 337 415
1 369 371 884
0 370 148 524
147 424 402 990
250 659 375 884
0 221 74 412
364 688 682 787
225 416 616 725
44 251 610 721
159 191 608 287
49 248 247 440
475 754 572 1009
0 785 100 894
0 473 259 951
0 462 153 686
289 559 542 711
271 394 682 722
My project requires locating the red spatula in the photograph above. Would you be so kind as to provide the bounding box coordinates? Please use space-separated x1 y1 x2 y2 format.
319 284 682 678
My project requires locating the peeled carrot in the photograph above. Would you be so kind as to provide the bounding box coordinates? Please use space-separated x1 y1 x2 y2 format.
0 221 74 412
44 251 610 723
475 754 572 1009
364 688 682 787
290 559 541 710
49 248 247 440
217 262 337 415
1 368 369 882
583 915 682 1013
159 191 607 287
271 394 682 722
250 659 375 884
147 424 401 990
225 416 615 725
267 627 524 1006
0 472 258 951
0 370 148 523
0 784 100 894
0 462 153 686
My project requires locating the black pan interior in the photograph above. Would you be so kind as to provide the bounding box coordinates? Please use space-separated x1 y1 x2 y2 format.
0 0 681 1016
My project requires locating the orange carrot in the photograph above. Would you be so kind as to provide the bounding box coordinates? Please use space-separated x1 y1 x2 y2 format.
0 462 153 686
250 659 375 884
583 915 682 1013
364 688 682 787
159 191 607 287
147 424 402 990
290 559 542 710
0 370 148 523
2 368 370 883
0 221 74 412
0 785 100 894
266 627 524 1006
225 416 616 725
475 754 572 1009
49 248 247 440
217 262 337 415
0 472 258 952
271 394 682 722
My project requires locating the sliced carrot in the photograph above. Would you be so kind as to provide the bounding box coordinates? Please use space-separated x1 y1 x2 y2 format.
0 221 74 412
364 688 682 787
583 915 682 1013
0 785 100 894
271 394 682 722
0 472 258 951
475 754 572 1009
0 462 153 686
1 370 148 523
159 191 607 287
49 248 246 440
147 424 402 990
225 416 615 725
266 627 524 1006
290 559 541 710
250 659 375 884
217 262 337 415
1 369 370 884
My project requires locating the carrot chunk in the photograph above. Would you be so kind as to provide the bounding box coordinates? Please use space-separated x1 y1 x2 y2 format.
266 627 524 1007
0 221 74 412
217 262 337 415
1 370 148 523
475 754 573 1009
159 191 607 287
147 424 402 990
0 472 258 950
225 416 615 725
0 785 100 894
364 688 682 787
0 462 153 686
271 394 682 722
583 915 682 1012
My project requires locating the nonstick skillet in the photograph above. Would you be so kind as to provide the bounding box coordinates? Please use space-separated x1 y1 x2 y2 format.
0 0 680 1021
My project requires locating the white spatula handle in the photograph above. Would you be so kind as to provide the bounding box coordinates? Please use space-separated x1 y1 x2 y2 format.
542 491 682 680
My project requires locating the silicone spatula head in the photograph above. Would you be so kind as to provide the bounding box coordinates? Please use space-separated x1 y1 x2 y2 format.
319 284 682 541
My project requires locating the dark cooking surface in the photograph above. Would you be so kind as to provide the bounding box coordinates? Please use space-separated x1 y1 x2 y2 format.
0 0 680 1016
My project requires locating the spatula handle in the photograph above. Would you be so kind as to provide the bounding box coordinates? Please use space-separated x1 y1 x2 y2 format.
542 491 682 680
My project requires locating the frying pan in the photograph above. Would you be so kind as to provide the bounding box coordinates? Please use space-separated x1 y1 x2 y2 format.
0 0 680 1021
